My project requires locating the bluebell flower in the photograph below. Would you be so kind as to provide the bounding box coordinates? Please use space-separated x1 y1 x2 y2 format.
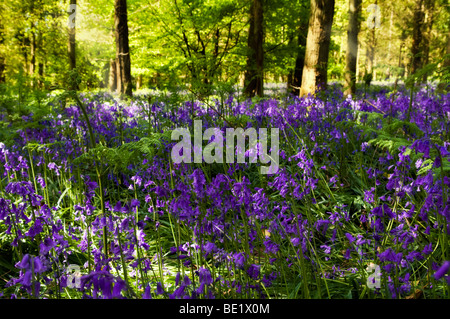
156 281 165 295
434 261 450 281
142 284 152 299
246 264 260 280
198 268 213 286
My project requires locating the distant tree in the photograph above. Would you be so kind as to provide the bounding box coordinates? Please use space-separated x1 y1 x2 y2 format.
243 0 264 97
109 59 117 92
68 0 76 71
287 22 308 96
30 21 36 79
446 30 450 68
344 0 361 96
0 19 5 83
114 0 132 96
140 0 244 97
300 0 335 96
68 0 78 90
420 0 436 81
411 0 425 75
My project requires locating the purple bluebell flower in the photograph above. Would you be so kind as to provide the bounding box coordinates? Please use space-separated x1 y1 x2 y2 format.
247 264 260 280
156 282 165 295
198 268 213 286
434 261 450 281
142 284 152 299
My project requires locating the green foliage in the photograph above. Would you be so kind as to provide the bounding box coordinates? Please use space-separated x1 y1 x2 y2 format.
73 131 173 174
224 114 253 128
349 108 449 182
1 0 447 95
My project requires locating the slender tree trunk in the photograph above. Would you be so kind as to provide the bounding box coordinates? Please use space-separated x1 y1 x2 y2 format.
28 0 36 86
0 56 5 83
30 23 36 88
398 42 406 78
243 0 264 97
365 27 376 77
68 0 78 90
388 9 393 63
38 62 44 88
136 74 142 90
22 33 29 75
288 26 307 95
244 2 255 97
438 30 450 91
411 0 425 75
446 30 450 68
68 0 76 71
109 59 117 92
114 0 132 96
421 0 435 82
254 0 263 97
344 0 360 96
0 21 5 83
300 0 335 96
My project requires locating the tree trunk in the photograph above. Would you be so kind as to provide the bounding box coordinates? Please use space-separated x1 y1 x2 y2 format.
29 0 36 84
0 56 5 83
300 0 335 96
288 27 307 96
22 33 29 75
38 62 44 88
68 0 78 90
30 22 36 87
243 0 264 98
0 21 5 83
411 0 425 75
68 0 76 71
446 30 450 69
114 0 132 97
421 0 435 82
109 59 117 92
344 0 360 96
438 30 450 91
136 74 142 90
366 28 376 77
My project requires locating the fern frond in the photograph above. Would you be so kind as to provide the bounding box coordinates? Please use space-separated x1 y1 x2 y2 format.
72 130 173 173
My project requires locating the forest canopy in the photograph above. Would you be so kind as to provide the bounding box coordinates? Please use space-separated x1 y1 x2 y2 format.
0 0 448 97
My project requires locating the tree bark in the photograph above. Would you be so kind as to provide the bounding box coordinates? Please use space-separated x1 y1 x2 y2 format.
344 0 360 96
438 29 450 91
288 26 307 96
365 27 376 80
68 0 76 71
243 0 264 98
300 0 335 96
109 59 117 92
67 0 78 91
0 21 5 83
30 22 36 85
21 32 29 75
136 74 142 90
411 0 425 75
0 56 5 83
446 30 450 69
38 62 44 88
114 0 132 97
420 0 435 81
